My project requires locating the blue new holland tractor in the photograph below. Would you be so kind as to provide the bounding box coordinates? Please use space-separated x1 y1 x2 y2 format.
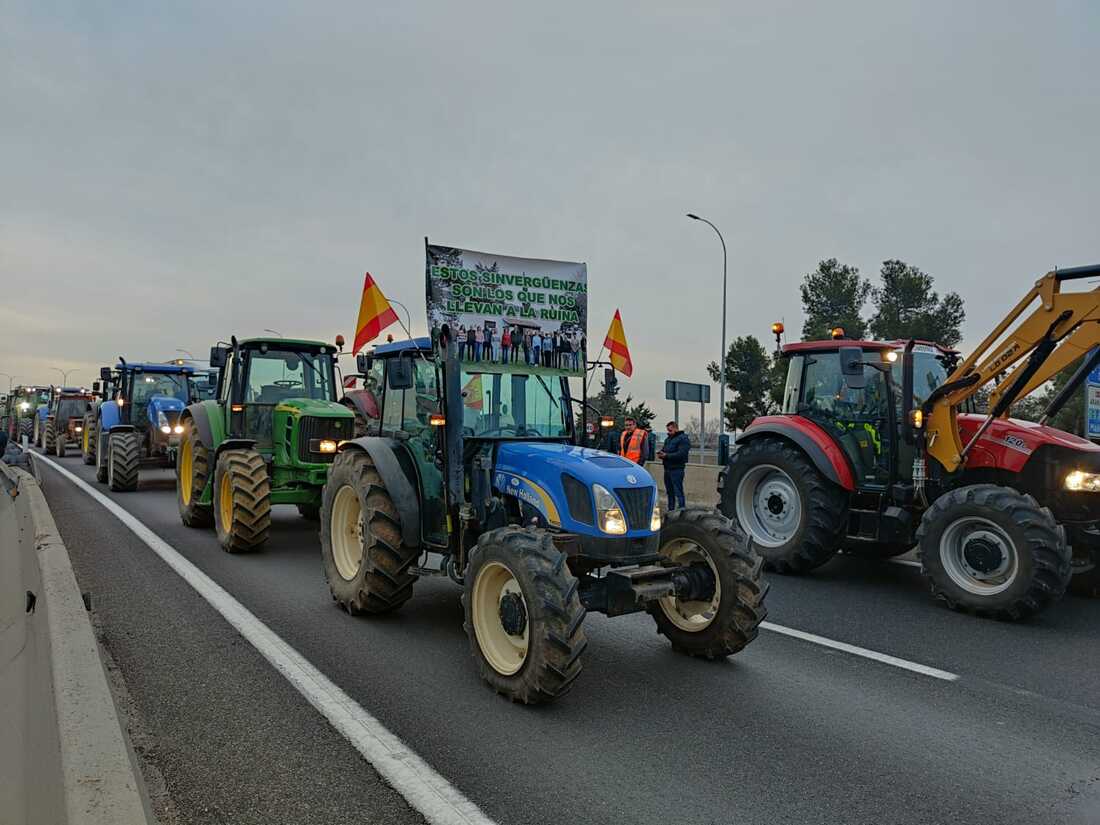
89 359 196 491
319 335 768 704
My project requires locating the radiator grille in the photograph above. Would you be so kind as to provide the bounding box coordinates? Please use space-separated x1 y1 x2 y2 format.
561 474 594 525
614 487 654 531
298 416 352 463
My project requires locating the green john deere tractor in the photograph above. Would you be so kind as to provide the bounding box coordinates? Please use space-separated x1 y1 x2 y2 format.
176 336 354 552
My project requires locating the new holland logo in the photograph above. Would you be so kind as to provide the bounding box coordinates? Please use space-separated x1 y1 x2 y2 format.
626 474 638 484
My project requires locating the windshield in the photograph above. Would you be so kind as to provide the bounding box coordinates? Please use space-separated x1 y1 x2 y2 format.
132 373 191 405
57 397 91 420
244 348 336 403
460 369 569 438
892 348 952 407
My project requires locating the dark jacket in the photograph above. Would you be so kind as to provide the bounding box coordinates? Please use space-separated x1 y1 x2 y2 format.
661 431 690 469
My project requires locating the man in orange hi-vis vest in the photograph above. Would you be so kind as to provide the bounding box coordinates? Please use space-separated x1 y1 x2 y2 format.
618 416 648 464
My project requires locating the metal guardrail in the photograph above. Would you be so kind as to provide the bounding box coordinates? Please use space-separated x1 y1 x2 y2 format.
0 460 153 824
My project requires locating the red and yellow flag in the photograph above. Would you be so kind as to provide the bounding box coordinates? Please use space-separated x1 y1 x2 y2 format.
603 309 633 377
462 373 483 410
352 272 399 354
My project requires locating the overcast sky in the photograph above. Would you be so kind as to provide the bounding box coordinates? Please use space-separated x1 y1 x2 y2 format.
3 1 1097 425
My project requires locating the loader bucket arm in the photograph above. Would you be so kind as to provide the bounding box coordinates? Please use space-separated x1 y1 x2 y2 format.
925 265 1100 473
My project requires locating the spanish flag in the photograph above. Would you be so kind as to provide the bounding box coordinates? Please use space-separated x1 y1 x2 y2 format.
603 309 633 377
462 373 483 410
352 273 399 354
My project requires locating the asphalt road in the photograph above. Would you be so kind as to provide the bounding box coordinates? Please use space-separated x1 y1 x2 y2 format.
31 450 1100 825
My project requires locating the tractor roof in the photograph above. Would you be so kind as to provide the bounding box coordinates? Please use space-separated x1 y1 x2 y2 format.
372 336 432 356
115 362 195 374
238 337 335 351
781 339 957 355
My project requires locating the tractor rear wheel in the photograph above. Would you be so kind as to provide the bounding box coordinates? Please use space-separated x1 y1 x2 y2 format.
107 431 140 492
81 416 95 465
33 416 42 447
43 418 56 453
177 425 213 528
94 429 109 483
320 450 419 613
54 423 66 457
19 417 33 444
720 437 848 573
650 508 768 658
213 449 271 552
916 484 1072 620
463 526 587 704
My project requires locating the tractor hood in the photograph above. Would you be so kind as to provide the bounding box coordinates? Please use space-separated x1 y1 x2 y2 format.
958 413 1100 474
147 394 186 414
274 398 353 418
493 442 658 536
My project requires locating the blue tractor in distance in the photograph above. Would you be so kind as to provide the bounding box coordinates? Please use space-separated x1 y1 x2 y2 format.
89 359 196 491
319 335 768 704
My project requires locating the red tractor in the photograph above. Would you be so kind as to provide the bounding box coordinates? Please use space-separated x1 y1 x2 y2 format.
720 265 1100 620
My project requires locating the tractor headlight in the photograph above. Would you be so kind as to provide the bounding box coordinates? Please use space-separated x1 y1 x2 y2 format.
173 425 184 434
1065 470 1100 492
157 411 171 434
20 402 29 411
318 439 338 454
75 425 83 433
650 502 661 532
593 484 627 535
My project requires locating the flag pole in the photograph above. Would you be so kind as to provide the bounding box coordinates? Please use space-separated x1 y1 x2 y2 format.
585 345 608 393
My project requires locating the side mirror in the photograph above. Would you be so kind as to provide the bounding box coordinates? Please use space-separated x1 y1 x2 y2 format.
100 367 111 381
387 357 414 390
356 353 372 375
839 346 866 390
209 345 229 369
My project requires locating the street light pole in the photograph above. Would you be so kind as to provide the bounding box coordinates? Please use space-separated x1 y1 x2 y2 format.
176 348 195 360
51 367 77 386
687 213 728 438
0 372 15 393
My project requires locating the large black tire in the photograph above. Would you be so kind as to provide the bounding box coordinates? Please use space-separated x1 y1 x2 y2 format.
320 450 419 613
1063 526 1100 599
176 424 213 528
94 428 109 483
213 449 271 552
463 526 587 704
916 484 1072 620
719 437 848 573
19 417 33 443
649 508 768 658
81 416 95 465
43 417 56 453
54 422 66 457
33 416 42 448
107 431 141 492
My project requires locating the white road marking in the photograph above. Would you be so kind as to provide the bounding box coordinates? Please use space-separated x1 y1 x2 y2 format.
760 621 959 682
889 558 923 568
34 453 496 825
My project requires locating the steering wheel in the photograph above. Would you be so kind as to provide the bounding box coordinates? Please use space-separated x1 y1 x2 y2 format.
273 380 302 388
477 424 520 437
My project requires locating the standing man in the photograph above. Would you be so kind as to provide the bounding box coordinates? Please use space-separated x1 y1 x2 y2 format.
657 421 689 510
617 417 648 465
457 324 466 361
474 325 484 361
501 326 511 364
569 332 580 371
532 331 541 367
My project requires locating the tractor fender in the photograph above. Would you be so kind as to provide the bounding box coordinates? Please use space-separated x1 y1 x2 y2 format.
181 403 215 448
735 415 856 491
338 437 421 547
98 400 123 432
214 438 258 462
107 424 137 433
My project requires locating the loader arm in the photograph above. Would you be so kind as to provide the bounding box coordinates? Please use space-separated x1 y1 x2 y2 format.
924 265 1100 473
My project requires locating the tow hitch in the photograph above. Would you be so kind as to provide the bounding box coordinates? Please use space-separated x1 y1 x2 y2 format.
580 563 716 617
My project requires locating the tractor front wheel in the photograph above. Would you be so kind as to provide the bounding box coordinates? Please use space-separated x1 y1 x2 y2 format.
81 416 95 465
54 424 66 457
650 507 768 658
107 431 140 492
33 416 42 448
720 437 848 573
94 429 109 483
19 417 33 444
463 526 587 704
177 425 213 528
43 418 56 453
917 485 1072 620
320 450 419 613
213 449 271 552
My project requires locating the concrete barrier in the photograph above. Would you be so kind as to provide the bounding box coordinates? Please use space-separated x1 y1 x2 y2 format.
0 462 152 825
645 461 722 508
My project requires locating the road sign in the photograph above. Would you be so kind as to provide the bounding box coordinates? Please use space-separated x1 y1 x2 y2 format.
1086 348 1100 440
665 380 710 403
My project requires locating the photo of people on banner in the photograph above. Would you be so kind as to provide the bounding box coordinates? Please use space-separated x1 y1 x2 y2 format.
425 243 588 376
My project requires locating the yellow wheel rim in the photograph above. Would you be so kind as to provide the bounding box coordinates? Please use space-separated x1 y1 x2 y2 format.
657 539 721 633
331 485 364 581
82 427 89 453
180 438 193 506
471 561 529 676
219 471 234 528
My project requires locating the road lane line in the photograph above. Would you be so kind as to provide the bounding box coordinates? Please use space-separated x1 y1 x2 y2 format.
888 558 922 568
760 621 959 681
33 453 496 825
